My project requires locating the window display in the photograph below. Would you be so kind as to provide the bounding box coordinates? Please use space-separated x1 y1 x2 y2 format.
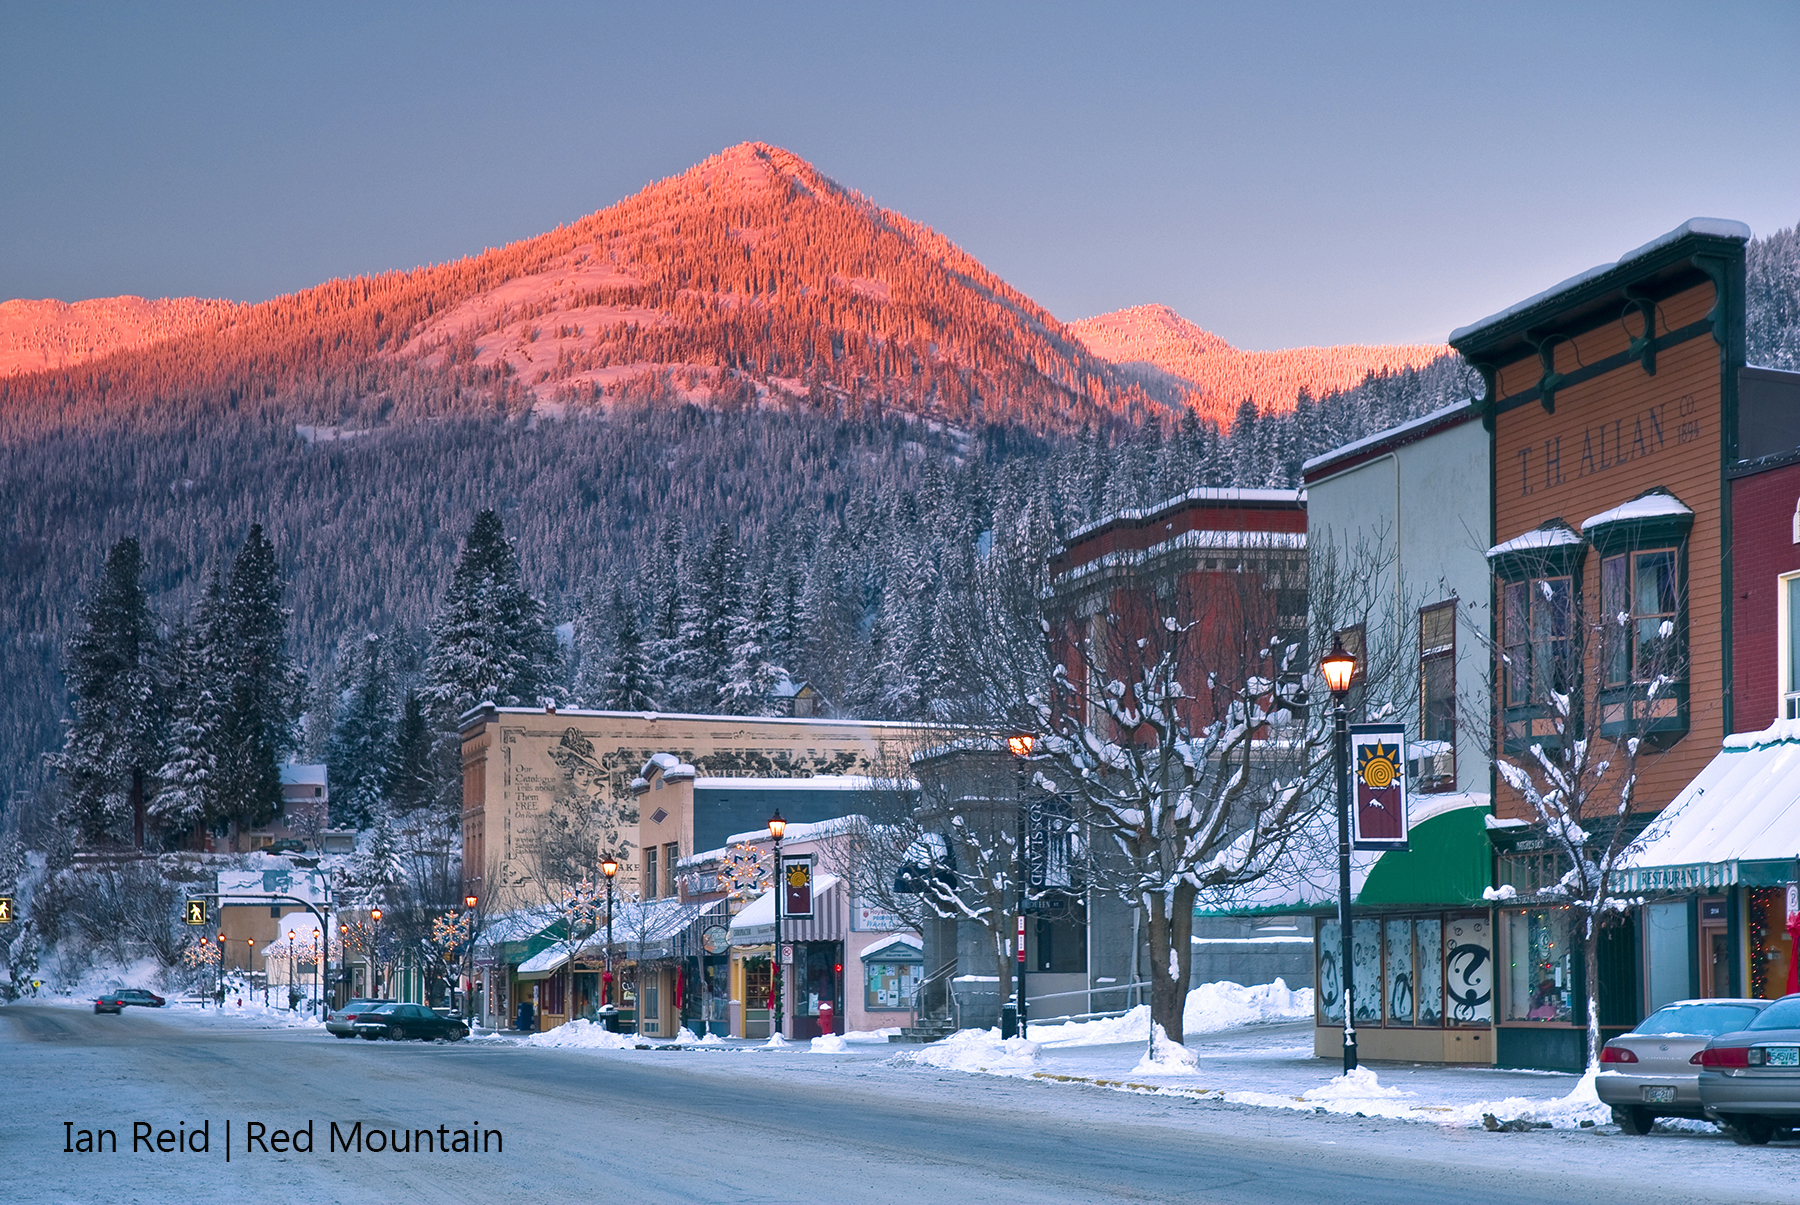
1384 917 1414 1026
1415 917 1443 1025
1445 913 1493 1025
1317 920 1343 1024
1504 908 1571 1022
1352 918 1381 1023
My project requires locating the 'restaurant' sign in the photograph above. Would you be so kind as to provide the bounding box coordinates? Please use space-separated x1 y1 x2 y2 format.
1350 723 1409 851
782 856 813 918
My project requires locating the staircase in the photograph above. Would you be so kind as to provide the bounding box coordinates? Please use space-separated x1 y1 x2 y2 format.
888 960 958 1043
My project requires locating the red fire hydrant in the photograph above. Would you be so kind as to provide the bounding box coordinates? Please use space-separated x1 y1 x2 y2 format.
817 1000 835 1036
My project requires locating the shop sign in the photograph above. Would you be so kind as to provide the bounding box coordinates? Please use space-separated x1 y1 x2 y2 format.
782 856 813 918
702 924 731 955
1616 861 1738 894
1788 885 1798 921
1349 724 1409 851
852 899 905 931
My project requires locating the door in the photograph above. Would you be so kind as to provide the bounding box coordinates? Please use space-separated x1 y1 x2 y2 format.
1698 897 1730 997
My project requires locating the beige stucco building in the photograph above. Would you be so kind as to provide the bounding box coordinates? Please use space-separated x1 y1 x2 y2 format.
457 704 928 909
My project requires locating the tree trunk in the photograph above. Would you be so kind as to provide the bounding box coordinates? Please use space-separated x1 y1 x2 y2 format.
993 922 1014 1022
1583 916 1602 1071
1146 883 1199 1045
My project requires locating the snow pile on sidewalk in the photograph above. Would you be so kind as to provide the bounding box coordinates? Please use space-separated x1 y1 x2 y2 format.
518 1019 640 1050
1444 1067 1612 1130
1221 1065 1613 1129
893 1028 1042 1074
1031 979 1313 1048
810 1033 849 1053
1129 1024 1200 1076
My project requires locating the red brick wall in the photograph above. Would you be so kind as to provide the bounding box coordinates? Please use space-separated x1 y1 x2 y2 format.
1731 462 1800 732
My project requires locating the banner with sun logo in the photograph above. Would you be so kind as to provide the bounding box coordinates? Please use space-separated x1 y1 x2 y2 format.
1349 723 1410 851
782 856 814 918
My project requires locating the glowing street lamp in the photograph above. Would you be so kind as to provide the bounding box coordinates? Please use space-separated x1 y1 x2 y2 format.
769 811 786 1039
1322 635 1360 1074
601 858 619 1012
1008 733 1035 1041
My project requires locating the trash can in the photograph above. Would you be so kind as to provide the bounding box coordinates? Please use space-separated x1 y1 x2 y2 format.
597 1004 620 1033
1000 1002 1018 1039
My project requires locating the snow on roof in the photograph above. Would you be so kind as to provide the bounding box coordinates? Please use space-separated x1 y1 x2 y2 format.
724 813 871 846
1450 218 1752 345
1622 720 1800 877
1064 486 1304 544
1051 528 1305 590
1300 400 1479 478
639 752 696 781
728 874 841 930
1487 521 1583 558
279 764 327 786
517 946 570 977
1580 489 1692 532
701 775 892 793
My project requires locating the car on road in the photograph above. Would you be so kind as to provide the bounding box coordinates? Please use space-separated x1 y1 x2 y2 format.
351 1002 468 1042
94 988 166 1014
326 998 396 1038
1595 997 1771 1133
1698 992 1800 1145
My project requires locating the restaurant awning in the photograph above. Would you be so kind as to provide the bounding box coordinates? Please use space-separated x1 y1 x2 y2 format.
514 946 570 982
1616 721 1800 893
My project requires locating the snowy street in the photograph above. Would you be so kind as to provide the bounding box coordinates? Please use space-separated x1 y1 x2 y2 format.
5 1000 1790 1205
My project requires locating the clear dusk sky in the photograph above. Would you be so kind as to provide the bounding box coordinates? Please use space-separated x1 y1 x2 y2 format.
3 1 1796 349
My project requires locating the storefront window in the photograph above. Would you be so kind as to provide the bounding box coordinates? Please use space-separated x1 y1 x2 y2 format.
1504 908 1572 1022
1351 918 1381 1024
1317 920 1343 1024
1749 887 1798 1000
1415 918 1443 1025
1384 918 1414 1026
1445 914 1492 1025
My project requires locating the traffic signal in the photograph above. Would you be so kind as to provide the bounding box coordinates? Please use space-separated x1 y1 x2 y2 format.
185 899 207 926
0 896 13 923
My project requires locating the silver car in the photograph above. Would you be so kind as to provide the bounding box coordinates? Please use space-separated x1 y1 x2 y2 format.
1699 993 1800 1145
325 998 395 1038
1596 998 1771 1134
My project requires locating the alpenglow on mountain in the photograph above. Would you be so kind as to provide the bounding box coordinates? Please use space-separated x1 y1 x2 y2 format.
0 142 1461 434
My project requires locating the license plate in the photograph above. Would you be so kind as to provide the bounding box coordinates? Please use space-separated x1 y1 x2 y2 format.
1768 1047 1800 1067
1642 1086 1676 1103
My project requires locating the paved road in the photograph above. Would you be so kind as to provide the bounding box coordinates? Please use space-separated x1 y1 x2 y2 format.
2 1004 1790 1204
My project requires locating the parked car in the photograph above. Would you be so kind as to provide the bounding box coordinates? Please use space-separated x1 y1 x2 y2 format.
1595 998 1771 1133
1698 993 1800 1145
351 1003 468 1042
325 998 396 1038
94 988 166 1014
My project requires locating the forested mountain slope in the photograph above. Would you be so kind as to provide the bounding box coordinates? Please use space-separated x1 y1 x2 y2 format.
0 296 240 377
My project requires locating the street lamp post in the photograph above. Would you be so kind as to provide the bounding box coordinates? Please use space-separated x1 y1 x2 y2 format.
1320 636 1360 1075
216 933 227 1006
769 810 787 1040
463 893 479 1022
370 908 383 999
1007 733 1036 1041
601 858 618 1018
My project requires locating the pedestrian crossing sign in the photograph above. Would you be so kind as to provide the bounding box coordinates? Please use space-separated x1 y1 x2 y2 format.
0 896 12 923
185 899 207 926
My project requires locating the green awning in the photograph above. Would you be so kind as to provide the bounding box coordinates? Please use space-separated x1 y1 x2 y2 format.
1356 804 1492 907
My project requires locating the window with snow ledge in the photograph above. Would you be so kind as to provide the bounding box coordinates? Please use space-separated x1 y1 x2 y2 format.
1586 489 1692 746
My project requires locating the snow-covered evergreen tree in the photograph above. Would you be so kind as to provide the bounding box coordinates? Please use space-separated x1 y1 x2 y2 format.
385 692 437 815
720 576 786 715
212 525 300 833
422 510 560 723
55 537 165 848
153 570 227 837
326 632 397 829
595 586 658 711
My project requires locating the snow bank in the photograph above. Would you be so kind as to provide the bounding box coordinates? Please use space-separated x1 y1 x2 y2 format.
893 1029 1042 1074
810 1034 849 1053
841 1027 901 1043
519 1019 640 1050
1029 979 1313 1048
1129 1024 1199 1076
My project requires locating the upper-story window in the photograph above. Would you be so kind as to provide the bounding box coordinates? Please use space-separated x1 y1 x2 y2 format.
1583 488 1691 744
1782 573 1800 719
1488 520 1586 754
1417 600 1457 792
